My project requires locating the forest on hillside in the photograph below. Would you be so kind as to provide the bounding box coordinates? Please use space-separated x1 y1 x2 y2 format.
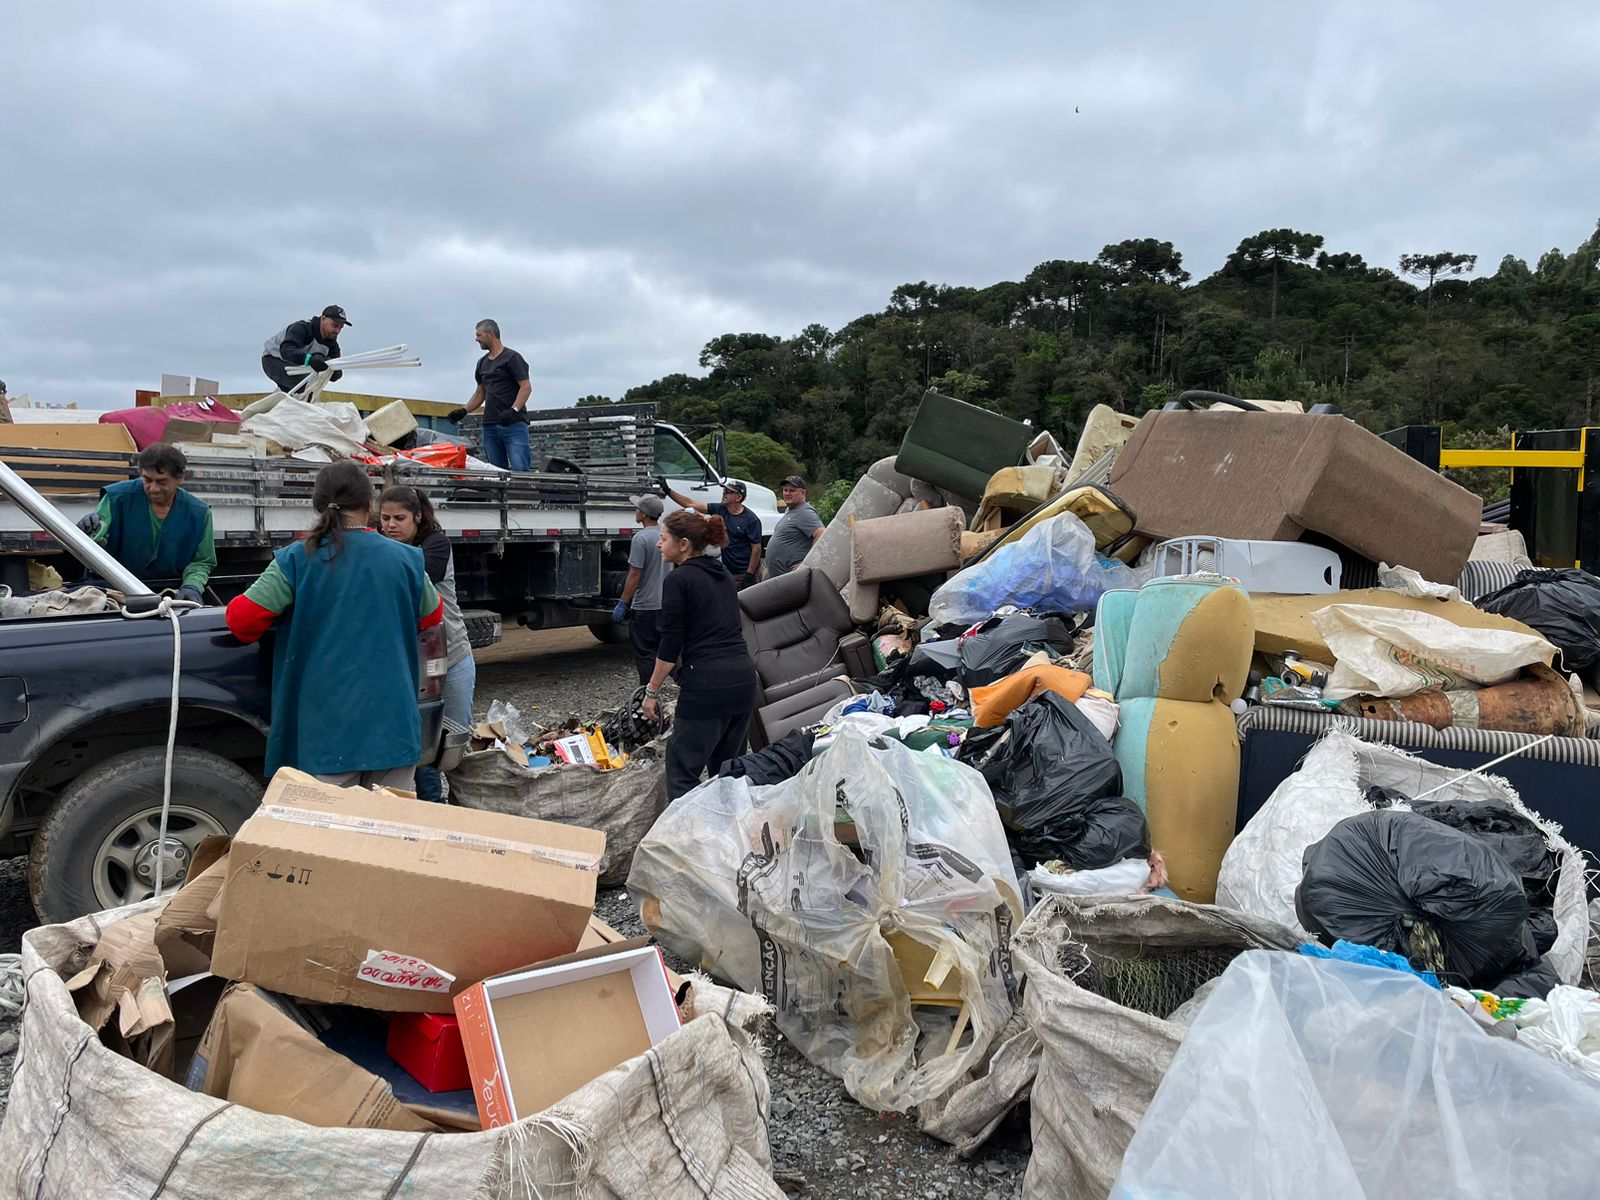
582 221 1600 501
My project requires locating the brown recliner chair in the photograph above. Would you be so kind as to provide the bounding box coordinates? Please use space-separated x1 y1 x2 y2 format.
739 567 876 749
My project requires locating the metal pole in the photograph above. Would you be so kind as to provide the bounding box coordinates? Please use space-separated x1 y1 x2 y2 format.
0 459 153 595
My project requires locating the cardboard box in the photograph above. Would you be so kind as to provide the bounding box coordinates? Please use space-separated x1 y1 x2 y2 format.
386 1012 470 1093
210 769 605 1011
0 422 136 493
187 983 436 1132
162 417 214 445
455 940 682 1127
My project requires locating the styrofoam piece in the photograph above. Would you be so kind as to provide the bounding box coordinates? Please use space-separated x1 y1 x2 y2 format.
1151 536 1341 594
366 399 419 447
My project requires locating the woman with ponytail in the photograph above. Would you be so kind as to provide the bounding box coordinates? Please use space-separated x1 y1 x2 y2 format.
644 510 759 798
226 461 445 790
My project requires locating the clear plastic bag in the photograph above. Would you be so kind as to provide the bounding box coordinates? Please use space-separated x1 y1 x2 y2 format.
929 512 1140 627
1112 951 1600 1199
628 728 1023 1112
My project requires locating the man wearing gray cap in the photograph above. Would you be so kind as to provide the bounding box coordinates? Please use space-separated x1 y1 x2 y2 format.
615 493 671 683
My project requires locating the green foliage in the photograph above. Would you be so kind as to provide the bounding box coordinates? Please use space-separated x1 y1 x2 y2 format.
1441 425 1514 503
813 478 854 524
1225 346 1339 405
599 216 1600 490
694 429 802 491
574 394 614 407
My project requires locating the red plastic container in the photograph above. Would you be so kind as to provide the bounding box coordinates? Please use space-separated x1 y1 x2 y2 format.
386 1011 471 1093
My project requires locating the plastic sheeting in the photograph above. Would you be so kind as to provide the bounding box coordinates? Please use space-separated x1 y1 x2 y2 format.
1112 951 1600 1199
928 512 1140 627
240 399 372 458
629 728 1022 1113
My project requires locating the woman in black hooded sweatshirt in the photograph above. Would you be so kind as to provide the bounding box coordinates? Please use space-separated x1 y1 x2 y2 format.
642 509 759 798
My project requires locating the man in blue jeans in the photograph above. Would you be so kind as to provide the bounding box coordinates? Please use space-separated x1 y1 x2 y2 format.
449 319 531 470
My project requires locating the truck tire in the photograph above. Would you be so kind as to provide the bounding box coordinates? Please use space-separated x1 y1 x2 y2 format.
29 746 264 924
590 621 629 645
462 608 502 649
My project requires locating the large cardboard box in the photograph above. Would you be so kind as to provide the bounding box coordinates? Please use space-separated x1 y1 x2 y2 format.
211 769 605 1012
455 940 681 1127
1108 411 1482 584
0 422 136 493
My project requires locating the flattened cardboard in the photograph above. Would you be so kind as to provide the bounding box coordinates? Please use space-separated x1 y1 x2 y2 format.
455 940 681 1128
0 422 137 493
187 983 435 1132
211 768 605 1011
67 909 175 1075
154 835 231 976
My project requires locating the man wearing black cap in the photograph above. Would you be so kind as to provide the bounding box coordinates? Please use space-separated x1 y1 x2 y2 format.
764 475 825 578
261 306 352 393
661 477 763 587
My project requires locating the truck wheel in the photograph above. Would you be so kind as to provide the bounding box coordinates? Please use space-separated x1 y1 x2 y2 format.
462 608 502 649
29 746 263 924
590 621 629 644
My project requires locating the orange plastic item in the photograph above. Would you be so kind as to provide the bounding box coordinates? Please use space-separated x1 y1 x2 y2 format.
970 665 1092 728
398 443 468 470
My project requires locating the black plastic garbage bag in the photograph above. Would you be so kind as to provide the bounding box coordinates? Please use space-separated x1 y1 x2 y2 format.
1296 808 1537 988
956 614 1075 688
1487 954 1563 1000
1411 798 1559 907
1476 568 1600 677
965 692 1148 870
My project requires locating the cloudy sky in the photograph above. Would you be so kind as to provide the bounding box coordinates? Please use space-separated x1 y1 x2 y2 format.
3 2 1597 411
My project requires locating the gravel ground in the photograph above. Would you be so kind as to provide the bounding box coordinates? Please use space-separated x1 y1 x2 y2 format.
0 625 1029 1196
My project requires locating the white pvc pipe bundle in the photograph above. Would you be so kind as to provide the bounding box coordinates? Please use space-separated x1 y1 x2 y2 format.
284 344 422 374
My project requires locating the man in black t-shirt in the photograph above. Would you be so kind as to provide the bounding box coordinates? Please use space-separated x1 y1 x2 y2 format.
662 478 763 587
448 318 531 470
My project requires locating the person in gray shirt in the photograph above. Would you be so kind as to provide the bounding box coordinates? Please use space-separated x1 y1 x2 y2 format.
763 475 825 577
615 493 672 683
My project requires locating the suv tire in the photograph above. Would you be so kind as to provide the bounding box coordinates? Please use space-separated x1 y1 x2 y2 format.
29 746 263 924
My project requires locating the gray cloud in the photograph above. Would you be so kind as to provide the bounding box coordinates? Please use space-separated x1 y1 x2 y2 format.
3 1 1598 410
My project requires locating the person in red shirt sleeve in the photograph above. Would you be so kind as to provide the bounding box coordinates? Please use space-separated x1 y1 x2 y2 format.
226 461 443 791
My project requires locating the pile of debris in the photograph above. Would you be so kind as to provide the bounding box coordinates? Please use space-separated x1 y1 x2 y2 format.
635 387 1600 1194
8 386 1600 1198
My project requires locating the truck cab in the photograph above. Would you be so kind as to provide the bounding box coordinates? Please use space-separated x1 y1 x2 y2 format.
651 422 782 534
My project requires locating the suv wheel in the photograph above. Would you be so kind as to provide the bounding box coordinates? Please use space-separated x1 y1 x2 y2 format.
29 746 263 924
